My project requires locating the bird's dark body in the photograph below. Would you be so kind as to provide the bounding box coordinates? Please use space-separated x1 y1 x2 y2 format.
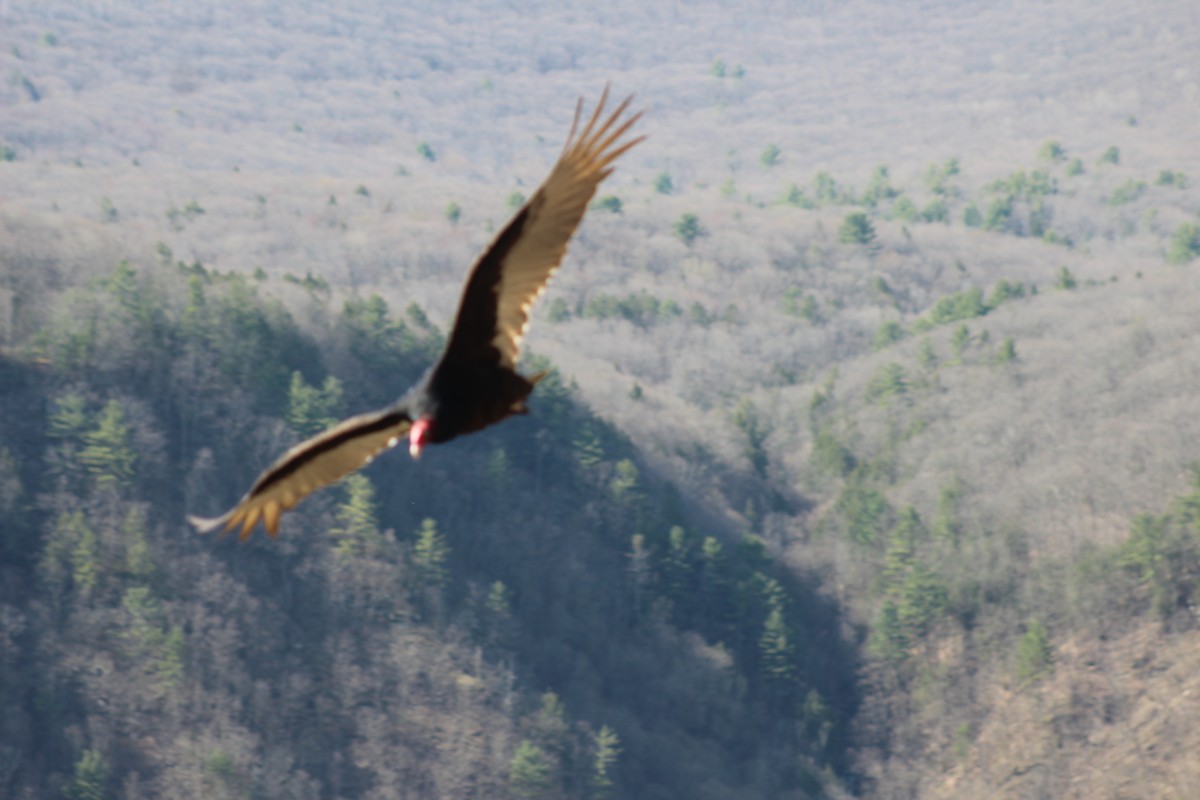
411 361 540 445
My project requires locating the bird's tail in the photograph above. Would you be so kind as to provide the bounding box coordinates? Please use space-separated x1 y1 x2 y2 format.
507 370 550 415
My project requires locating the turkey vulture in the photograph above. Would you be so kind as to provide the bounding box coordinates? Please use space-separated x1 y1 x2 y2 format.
188 88 643 540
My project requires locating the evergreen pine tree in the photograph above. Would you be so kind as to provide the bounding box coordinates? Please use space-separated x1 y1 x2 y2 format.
509 741 555 799
759 604 797 688
330 474 381 559
1016 620 1054 682
286 371 344 438
590 725 622 799
80 401 137 488
65 749 109 800
412 517 450 593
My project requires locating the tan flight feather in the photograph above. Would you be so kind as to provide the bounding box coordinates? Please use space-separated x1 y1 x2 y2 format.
489 87 645 369
188 408 412 540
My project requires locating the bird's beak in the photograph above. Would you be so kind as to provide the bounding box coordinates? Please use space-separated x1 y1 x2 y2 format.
409 418 430 459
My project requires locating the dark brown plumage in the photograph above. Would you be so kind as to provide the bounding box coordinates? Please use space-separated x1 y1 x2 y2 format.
189 87 643 540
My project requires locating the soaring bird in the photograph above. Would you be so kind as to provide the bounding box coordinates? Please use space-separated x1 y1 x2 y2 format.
189 88 642 540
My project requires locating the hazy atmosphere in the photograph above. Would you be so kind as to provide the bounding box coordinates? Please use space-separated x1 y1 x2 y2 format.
3 1 1200 797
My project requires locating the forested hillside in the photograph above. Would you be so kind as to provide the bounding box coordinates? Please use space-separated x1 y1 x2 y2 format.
3 1 1200 798
0 221 857 798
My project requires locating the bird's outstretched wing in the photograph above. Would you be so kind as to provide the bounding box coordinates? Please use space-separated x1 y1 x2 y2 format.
439 86 644 371
189 406 412 540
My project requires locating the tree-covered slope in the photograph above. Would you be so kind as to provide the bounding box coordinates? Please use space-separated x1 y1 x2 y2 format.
0 213 858 799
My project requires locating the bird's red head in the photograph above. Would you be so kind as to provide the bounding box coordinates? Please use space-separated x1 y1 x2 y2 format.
409 418 432 459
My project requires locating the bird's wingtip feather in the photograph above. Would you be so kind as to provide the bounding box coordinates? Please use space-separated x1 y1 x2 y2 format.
188 513 230 535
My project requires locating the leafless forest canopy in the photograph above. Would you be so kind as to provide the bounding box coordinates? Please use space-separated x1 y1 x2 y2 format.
2 0 1200 798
